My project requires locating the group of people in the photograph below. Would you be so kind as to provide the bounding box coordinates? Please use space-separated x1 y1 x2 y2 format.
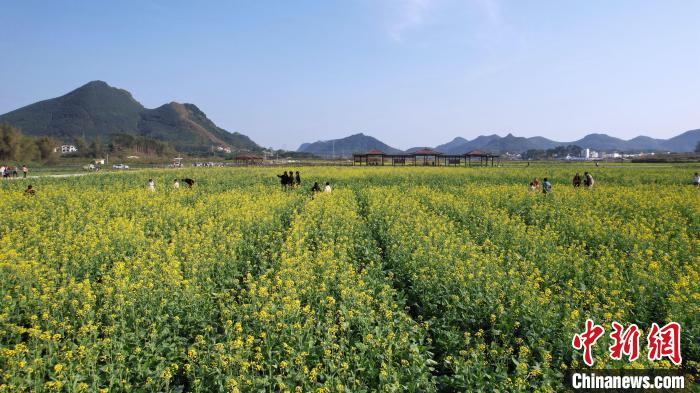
277 170 301 189
572 172 595 188
147 178 195 191
528 177 553 194
0 165 29 178
528 172 595 195
311 181 332 195
276 170 333 196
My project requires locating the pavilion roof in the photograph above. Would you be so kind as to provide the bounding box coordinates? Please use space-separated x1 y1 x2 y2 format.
235 154 263 160
412 148 442 155
366 149 385 155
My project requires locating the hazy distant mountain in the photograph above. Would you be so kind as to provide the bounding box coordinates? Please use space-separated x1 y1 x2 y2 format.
572 133 629 151
661 129 700 152
0 81 260 153
405 146 432 153
299 129 699 158
432 130 700 154
297 133 403 158
434 137 468 152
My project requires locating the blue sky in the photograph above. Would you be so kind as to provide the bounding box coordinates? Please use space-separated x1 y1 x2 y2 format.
1 0 699 150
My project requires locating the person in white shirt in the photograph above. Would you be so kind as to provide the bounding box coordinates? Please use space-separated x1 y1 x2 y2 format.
173 179 180 189
147 179 155 192
694 172 700 188
324 182 332 193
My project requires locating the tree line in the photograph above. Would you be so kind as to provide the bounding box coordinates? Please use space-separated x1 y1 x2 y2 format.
68 133 176 158
521 145 583 160
0 124 58 163
0 123 176 162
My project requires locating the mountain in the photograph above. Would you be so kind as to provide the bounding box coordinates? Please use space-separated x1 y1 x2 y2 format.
138 102 259 152
430 130 700 154
0 81 260 153
661 129 700 152
571 133 629 151
405 146 433 153
434 137 468 153
297 133 403 158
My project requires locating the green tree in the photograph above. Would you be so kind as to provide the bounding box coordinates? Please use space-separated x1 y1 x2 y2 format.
74 136 88 156
0 124 22 160
89 136 104 158
19 136 40 162
36 136 59 162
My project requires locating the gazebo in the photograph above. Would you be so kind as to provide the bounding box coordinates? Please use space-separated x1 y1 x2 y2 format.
233 153 263 165
412 148 442 166
365 149 385 166
352 148 500 167
465 150 499 166
353 150 411 166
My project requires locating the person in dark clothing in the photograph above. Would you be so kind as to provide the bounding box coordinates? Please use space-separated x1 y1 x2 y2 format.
295 171 301 187
583 172 594 188
572 173 582 187
25 184 35 195
542 178 552 195
311 182 321 193
277 171 289 190
181 178 195 188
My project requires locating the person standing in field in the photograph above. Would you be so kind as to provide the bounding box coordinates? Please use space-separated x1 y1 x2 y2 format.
147 179 155 192
584 172 594 188
572 172 582 187
173 179 180 189
694 172 700 188
542 178 552 195
295 171 301 188
532 177 541 190
324 182 332 193
277 171 289 190
311 181 321 198
22 165 28 178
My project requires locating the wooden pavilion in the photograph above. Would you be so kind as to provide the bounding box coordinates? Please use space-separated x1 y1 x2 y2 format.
465 150 499 166
352 149 500 167
412 148 442 166
233 153 263 165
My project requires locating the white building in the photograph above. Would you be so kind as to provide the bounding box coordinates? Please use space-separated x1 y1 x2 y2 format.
581 148 599 160
602 152 622 159
55 145 78 154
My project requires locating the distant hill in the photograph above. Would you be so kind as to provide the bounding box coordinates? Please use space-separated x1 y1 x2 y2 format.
660 129 700 152
297 133 403 158
431 130 700 154
0 81 260 153
405 146 432 153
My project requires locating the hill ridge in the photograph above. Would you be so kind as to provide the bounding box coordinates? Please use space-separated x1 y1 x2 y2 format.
0 81 260 153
